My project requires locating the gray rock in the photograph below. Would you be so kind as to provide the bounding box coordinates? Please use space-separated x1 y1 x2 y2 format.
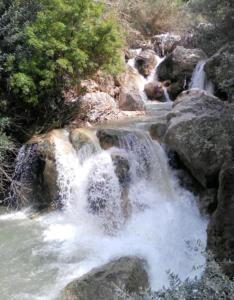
63 256 149 300
118 88 145 111
164 89 234 188
205 43 234 102
208 162 234 277
158 46 207 98
152 33 182 56
79 92 119 123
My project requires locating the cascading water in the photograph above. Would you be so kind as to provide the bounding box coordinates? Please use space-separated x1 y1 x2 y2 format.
0 127 208 300
127 49 166 102
190 60 214 94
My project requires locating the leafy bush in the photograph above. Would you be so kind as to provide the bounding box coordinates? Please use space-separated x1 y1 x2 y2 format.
0 0 123 139
115 251 234 299
189 0 234 54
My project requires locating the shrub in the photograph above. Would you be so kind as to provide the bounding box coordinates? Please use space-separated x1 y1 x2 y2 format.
0 0 123 139
189 0 234 54
115 251 234 299
0 117 16 200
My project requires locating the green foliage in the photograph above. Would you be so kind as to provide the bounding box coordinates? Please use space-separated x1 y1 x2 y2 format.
9 0 123 105
189 0 234 54
115 251 234 299
0 0 123 139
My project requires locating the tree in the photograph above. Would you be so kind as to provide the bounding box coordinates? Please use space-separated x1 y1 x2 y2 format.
190 0 234 54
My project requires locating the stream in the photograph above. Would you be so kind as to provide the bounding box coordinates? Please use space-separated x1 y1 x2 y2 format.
0 50 210 300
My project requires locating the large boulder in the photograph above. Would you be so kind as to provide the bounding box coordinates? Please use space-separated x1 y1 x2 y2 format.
158 46 207 98
152 33 182 56
208 162 234 277
135 49 157 77
63 257 149 300
205 43 234 102
78 92 119 123
164 89 234 188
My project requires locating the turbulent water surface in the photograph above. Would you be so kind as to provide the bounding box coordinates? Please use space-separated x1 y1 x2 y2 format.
0 124 208 300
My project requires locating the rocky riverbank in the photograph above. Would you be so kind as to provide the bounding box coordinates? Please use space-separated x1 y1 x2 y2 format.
3 30 234 299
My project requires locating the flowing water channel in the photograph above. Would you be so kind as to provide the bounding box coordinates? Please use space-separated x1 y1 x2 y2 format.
0 49 211 300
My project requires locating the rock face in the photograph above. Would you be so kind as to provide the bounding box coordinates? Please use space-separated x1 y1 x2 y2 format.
63 257 149 300
208 162 234 276
205 43 234 102
164 89 234 188
78 92 119 123
163 89 234 276
144 81 164 101
152 33 182 56
135 49 157 77
158 46 207 98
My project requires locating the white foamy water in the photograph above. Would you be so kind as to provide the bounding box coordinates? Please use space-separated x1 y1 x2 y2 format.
0 128 207 299
190 60 214 94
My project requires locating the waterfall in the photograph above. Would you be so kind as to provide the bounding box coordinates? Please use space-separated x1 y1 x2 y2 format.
0 127 208 299
163 86 172 102
190 60 214 94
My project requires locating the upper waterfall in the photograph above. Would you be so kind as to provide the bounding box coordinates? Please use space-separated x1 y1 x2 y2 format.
189 60 214 94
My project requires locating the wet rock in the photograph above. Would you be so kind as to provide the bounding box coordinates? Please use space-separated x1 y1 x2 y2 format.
112 153 131 219
78 92 119 123
168 153 218 215
205 43 234 102
70 128 96 152
199 188 217 215
149 119 167 141
158 46 207 98
97 129 120 150
144 81 164 101
135 49 157 77
208 162 234 277
63 256 149 300
152 33 182 56
111 153 130 188
164 90 234 188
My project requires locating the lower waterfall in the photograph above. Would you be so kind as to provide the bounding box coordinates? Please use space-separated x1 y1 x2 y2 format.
0 127 208 300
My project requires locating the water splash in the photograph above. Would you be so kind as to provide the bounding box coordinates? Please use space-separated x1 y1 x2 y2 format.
0 128 208 299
